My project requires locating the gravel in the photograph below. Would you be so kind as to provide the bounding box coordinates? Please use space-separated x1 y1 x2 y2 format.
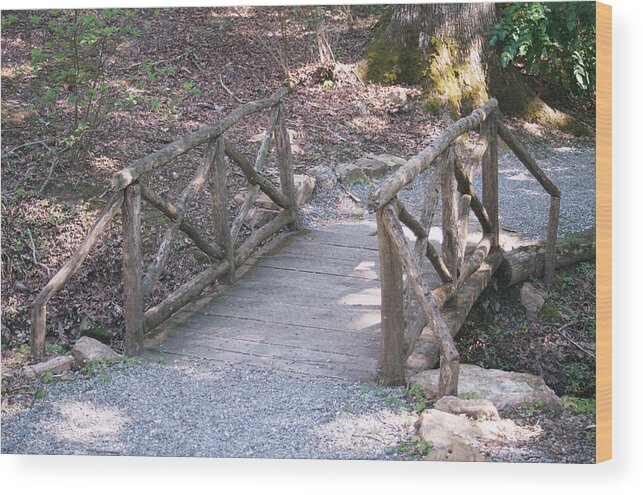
301 141 596 242
1 359 417 459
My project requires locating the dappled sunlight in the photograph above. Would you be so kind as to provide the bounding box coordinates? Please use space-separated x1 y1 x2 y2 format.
338 287 381 307
49 400 128 446
312 408 416 456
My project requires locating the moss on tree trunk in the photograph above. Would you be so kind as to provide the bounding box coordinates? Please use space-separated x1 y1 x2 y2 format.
364 4 591 134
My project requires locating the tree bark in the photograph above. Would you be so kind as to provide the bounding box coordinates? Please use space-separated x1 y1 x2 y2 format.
366 4 586 132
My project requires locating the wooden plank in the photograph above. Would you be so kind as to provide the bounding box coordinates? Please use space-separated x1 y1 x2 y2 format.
160 311 379 356
185 294 381 335
276 239 380 263
122 182 144 356
243 254 380 280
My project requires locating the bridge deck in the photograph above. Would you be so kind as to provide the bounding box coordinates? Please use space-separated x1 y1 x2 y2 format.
145 222 502 382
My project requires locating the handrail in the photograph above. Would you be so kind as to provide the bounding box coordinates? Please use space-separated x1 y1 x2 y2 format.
371 99 561 394
30 89 295 361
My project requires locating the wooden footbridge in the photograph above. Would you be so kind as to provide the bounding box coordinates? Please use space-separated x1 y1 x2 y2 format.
30 89 561 394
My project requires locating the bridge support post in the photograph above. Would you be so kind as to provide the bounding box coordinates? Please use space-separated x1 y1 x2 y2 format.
482 111 499 248
123 182 144 356
376 209 406 386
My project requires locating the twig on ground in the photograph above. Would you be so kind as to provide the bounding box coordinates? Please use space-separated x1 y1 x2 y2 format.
3 139 52 158
338 182 362 203
38 157 59 195
219 73 244 104
124 47 195 71
543 321 596 360
27 229 52 278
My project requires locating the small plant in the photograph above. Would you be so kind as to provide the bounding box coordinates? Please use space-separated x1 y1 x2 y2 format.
562 396 596 415
45 342 67 355
40 372 54 384
458 391 479 400
34 389 46 399
521 400 545 413
181 81 202 98
1 15 19 27
407 383 429 411
343 403 354 414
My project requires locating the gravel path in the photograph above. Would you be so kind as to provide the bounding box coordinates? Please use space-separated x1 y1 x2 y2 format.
2 359 417 459
301 141 596 241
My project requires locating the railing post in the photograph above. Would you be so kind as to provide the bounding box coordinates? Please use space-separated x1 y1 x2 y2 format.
482 112 499 248
376 207 406 386
441 147 459 306
207 135 233 281
544 195 561 288
275 102 300 229
123 181 144 356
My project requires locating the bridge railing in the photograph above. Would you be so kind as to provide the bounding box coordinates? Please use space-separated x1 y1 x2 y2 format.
30 88 298 361
369 99 561 392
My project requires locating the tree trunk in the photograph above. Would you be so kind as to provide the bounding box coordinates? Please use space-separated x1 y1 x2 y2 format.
366 4 586 133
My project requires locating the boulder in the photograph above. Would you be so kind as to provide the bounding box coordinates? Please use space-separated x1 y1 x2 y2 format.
366 153 406 172
309 165 338 190
72 336 120 365
252 174 316 211
409 364 563 412
293 174 316 206
434 396 500 421
24 355 75 379
385 88 408 113
336 162 367 185
417 409 539 461
520 282 548 321
354 157 389 178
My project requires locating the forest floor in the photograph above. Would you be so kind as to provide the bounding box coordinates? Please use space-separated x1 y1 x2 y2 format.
2 7 596 462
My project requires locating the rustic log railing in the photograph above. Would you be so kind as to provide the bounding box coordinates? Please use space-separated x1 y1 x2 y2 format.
30 88 298 361
369 99 561 392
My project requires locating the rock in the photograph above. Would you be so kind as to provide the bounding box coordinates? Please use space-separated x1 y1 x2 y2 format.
417 409 539 461
520 282 548 321
336 162 367 184
24 355 75 378
294 174 316 206
366 153 407 171
425 438 486 462
71 336 120 365
409 364 563 412
253 174 316 211
354 157 389 178
233 193 246 206
247 208 279 230
1 323 11 345
14 281 30 293
309 165 337 190
434 396 500 421
386 87 408 112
